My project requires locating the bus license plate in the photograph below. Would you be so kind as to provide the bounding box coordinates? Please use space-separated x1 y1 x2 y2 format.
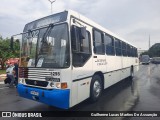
30 91 39 96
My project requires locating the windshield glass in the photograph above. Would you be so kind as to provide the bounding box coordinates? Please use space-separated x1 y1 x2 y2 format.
14 23 70 68
37 24 69 68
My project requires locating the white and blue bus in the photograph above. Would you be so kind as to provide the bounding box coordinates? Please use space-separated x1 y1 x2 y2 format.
11 10 139 109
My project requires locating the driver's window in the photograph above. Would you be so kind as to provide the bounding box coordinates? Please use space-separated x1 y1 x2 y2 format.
80 31 91 53
71 25 91 67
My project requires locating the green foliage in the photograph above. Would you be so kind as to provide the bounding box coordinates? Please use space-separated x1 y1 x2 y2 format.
148 43 160 57
0 70 6 74
0 35 2 40
0 36 20 69
141 51 148 55
141 43 160 57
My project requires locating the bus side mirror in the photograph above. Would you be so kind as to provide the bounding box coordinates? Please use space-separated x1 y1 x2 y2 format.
80 27 86 39
10 36 14 50
71 26 86 52
71 26 79 52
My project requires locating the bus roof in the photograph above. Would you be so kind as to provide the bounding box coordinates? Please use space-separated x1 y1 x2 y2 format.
24 9 137 48
23 11 68 32
67 9 137 48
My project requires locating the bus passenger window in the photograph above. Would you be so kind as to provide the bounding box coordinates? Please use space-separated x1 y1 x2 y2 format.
122 42 127 56
115 38 122 56
104 34 115 55
127 44 131 57
93 30 105 54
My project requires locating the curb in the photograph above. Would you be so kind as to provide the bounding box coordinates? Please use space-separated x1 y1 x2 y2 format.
0 75 6 81
0 74 6 77
0 81 4 85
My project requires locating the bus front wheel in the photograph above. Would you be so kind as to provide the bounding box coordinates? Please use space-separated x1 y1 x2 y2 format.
90 75 102 102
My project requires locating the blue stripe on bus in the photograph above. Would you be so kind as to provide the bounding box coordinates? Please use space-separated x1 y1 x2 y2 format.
17 84 70 109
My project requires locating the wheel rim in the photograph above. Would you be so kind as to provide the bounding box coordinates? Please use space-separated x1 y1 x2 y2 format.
93 80 101 98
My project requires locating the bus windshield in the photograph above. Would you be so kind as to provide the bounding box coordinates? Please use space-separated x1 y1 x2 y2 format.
14 23 70 68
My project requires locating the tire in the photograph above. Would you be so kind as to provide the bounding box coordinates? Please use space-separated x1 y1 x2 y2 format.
90 75 102 102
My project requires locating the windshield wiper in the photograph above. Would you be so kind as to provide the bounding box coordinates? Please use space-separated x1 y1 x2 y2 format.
36 23 54 64
41 23 54 43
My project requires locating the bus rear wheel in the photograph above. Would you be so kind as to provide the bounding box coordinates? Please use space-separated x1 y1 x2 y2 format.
90 75 102 102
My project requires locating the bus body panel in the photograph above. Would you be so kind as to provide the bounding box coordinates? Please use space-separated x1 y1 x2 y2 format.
17 84 70 109
70 17 93 107
70 58 93 107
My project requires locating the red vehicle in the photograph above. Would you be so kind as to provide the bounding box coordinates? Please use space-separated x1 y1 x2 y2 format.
6 58 19 65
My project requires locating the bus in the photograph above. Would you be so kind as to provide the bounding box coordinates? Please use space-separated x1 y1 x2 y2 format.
141 55 150 64
11 10 139 109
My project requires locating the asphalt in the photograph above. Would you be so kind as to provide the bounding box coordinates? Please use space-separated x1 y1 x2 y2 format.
0 64 160 120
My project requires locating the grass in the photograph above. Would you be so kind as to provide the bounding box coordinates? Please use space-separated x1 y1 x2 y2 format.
0 69 6 75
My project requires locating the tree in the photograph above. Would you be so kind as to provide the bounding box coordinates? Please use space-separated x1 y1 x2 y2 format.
140 43 160 57
148 43 160 57
0 37 20 69
0 35 2 40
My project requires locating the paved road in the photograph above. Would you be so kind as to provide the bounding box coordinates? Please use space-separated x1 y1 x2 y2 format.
0 64 160 120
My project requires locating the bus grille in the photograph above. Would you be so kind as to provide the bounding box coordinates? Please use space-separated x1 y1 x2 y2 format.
19 68 53 80
19 68 28 78
25 79 48 87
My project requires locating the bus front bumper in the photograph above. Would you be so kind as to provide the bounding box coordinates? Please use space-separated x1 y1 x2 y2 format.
17 84 70 109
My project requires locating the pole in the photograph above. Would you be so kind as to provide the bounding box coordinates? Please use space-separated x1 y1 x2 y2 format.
149 35 150 50
48 0 56 14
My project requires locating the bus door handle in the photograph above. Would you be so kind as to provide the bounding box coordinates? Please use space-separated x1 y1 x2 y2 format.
93 56 97 58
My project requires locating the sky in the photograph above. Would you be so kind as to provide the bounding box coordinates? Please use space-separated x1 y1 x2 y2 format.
0 0 160 50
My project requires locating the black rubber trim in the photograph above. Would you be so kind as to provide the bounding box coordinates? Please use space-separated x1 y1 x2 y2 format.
73 76 92 82
103 66 130 74
72 65 139 82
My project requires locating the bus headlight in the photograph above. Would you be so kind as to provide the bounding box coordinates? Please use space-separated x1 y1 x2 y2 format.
56 83 61 88
55 82 68 89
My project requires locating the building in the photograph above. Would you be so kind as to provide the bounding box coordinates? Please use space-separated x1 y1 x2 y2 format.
138 50 147 57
